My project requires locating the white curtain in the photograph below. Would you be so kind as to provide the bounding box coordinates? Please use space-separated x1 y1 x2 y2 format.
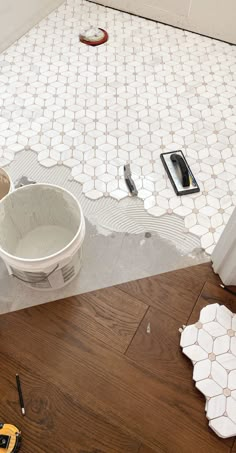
212 207 236 285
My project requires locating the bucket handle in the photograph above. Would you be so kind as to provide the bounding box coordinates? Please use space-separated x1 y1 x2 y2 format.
12 264 59 284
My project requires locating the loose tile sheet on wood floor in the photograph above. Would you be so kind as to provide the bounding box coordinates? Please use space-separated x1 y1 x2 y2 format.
0 0 235 257
181 303 236 439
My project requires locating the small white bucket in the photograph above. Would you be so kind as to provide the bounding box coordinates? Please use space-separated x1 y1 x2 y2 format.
0 184 85 290
0 168 14 200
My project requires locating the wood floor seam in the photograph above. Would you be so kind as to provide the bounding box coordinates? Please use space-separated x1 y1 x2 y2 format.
124 305 150 356
186 279 208 325
231 438 236 452
116 285 190 327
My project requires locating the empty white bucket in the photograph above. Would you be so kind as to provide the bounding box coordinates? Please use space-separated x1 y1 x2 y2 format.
0 184 85 290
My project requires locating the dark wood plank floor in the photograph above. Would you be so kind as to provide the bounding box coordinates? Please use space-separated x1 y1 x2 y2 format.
0 262 235 452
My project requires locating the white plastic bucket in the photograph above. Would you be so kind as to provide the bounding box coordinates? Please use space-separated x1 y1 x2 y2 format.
0 184 85 290
0 168 14 200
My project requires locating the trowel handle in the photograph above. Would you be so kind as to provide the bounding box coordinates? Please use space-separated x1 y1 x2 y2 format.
170 154 190 187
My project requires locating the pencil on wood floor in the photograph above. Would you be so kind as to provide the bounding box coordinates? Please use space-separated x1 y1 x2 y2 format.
16 374 25 416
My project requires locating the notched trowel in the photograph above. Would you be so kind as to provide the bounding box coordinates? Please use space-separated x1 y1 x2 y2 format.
124 164 138 196
161 150 200 196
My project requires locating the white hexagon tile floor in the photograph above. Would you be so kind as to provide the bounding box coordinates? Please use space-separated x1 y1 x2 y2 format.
181 304 236 439
0 0 235 254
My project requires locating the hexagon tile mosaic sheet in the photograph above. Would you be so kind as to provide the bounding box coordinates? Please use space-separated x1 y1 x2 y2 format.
0 0 235 254
181 303 236 438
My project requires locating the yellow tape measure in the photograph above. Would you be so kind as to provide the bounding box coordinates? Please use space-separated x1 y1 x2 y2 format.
0 424 21 452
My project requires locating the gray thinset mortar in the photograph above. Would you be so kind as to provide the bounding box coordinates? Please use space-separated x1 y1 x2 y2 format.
8 150 202 254
0 150 209 315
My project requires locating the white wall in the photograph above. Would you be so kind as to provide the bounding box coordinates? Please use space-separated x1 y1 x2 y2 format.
92 0 236 44
212 207 236 285
0 0 64 53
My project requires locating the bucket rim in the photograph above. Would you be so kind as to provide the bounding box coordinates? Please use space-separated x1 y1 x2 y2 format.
0 183 85 264
0 167 13 198
0 167 12 180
